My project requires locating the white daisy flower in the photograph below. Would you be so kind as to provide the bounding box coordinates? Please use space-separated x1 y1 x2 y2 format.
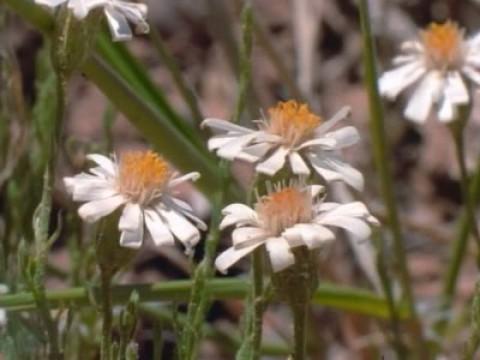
34 0 149 41
64 151 207 253
202 100 364 190
379 21 480 123
215 182 378 273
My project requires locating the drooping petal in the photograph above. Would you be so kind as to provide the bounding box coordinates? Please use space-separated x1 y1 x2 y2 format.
78 194 126 223
119 203 143 231
378 61 426 99
317 216 372 239
288 151 311 175
325 126 360 149
255 146 289 176
159 208 201 254
265 237 295 272
283 224 335 249
309 153 364 190
144 208 174 246
104 7 133 41
404 70 442 123
215 242 263 274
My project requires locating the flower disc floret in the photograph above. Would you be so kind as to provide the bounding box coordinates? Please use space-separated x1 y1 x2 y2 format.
118 151 170 204
421 21 464 70
255 187 312 236
265 100 321 146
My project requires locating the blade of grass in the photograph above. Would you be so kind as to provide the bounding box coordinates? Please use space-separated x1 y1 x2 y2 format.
358 0 425 354
0 279 408 319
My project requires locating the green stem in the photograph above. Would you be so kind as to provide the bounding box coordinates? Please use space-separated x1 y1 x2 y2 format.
100 268 114 360
292 302 308 360
450 123 480 250
442 155 480 315
251 249 264 360
149 26 203 125
375 232 407 358
357 0 424 353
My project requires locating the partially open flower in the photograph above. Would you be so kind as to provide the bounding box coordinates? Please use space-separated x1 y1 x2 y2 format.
215 182 378 273
379 21 480 123
35 0 149 41
64 151 206 253
202 100 364 190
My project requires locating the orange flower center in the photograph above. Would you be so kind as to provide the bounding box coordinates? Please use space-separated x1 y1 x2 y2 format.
421 21 464 69
265 100 321 146
255 187 312 235
118 150 170 204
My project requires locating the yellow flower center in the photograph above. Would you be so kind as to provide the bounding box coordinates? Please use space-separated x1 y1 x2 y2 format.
265 100 321 146
118 150 170 204
255 187 312 235
421 21 464 69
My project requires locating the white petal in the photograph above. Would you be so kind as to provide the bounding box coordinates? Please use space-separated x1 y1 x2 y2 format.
318 216 372 239
232 227 268 248
462 65 480 85
296 137 337 151
159 209 201 254
315 106 351 135
86 154 116 176
255 146 289 176
78 195 125 223
283 224 335 249
208 135 237 151
438 96 456 123
404 71 442 123
104 7 133 41
168 172 200 188
220 204 257 229
113 2 149 34
325 126 360 148
378 61 426 99
35 0 67 7
144 209 174 246
119 203 143 231
217 133 258 161
201 118 253 134
71 181 117 202
119 226 144 249
288 151 310 175
265 237 295 272
309 154 364 190
444 72 469 104
236 142 274 163
215 243 263 274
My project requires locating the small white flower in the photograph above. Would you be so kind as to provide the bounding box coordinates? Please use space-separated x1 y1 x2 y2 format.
34 0 149 41
202 100 364 190
215 182 378 273
379 21 480 123
64 151 207 253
